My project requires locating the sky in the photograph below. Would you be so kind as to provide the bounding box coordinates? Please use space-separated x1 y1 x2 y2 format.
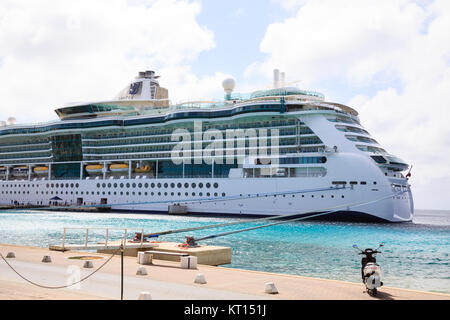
0 0 449 210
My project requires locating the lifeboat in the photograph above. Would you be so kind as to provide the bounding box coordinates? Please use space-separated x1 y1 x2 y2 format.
85 164 103 174
12 166 29 176
33 166 49 175
110 163 129 173
135 165 150 173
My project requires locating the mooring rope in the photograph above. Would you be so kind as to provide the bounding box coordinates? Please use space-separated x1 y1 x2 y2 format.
0 248 120 289
141 188 408 241
187 189 410 244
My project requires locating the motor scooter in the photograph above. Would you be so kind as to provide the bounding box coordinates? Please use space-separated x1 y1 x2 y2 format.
353 243 384 296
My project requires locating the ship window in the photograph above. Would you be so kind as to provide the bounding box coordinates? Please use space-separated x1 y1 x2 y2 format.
349 181 358 185
213 183 218 188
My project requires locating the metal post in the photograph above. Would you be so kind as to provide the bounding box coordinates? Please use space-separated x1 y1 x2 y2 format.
123 229 127 249
80 162 83 180
155 160 158 179
120 241 124 301
140 228 144 246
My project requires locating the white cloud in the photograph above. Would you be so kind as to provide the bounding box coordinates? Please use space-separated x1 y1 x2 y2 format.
252 0 450 209
0 0 216 123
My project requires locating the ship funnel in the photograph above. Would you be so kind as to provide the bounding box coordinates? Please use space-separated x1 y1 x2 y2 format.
0 121 6 127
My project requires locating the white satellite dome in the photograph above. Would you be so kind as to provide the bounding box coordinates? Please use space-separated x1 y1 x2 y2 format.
222 78 236 94
7 117 16 125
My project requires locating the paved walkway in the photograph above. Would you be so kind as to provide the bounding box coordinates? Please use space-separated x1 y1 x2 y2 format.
0 244 448 300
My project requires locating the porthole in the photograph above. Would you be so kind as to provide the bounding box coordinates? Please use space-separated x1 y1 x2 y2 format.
120 183 124 188
192 192 196 196
164 183 168 188
191 183 196 188
56 183 60 188
184 183 189 188
158 192 161 196
108 183 111 188
185 192 188 196
132 183 136 188
138 183 142 188
213 183 218 188
151 183 155 188
177 183 182 188
214 192 218 197
96 183 100 188
114 183 118 188
170 183 175 188
144 183 148 188
206 183 211 188
126 183 130 188
157 183 161 188
75 183 79 188
222 193 226 197
199 183 203 188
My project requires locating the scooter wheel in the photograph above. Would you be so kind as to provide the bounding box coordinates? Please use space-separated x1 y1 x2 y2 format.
368 288 378 297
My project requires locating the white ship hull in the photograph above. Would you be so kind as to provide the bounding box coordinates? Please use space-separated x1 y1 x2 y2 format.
0 174 413 222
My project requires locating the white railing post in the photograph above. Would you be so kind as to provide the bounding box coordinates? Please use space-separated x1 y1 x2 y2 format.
123 229 127 249
85 228 89 248
62 228 66 249
140 229 144 246
105 228 109 248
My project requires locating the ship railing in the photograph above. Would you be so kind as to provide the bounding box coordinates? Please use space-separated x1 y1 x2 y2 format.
59 227 148 251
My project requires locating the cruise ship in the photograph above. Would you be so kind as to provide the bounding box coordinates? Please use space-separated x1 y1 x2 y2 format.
0 70 413 222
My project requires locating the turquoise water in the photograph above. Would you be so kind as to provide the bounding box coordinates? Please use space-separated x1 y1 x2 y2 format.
0 209 449 294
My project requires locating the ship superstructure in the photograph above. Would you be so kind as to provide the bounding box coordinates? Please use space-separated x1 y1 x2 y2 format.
0 70 413 222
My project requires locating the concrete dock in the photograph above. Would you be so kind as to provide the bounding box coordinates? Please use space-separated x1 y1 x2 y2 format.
0 243 449 300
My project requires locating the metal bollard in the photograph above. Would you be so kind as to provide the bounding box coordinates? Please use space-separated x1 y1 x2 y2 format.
83 260 94 268
6 252 15 258
42 255 52 263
